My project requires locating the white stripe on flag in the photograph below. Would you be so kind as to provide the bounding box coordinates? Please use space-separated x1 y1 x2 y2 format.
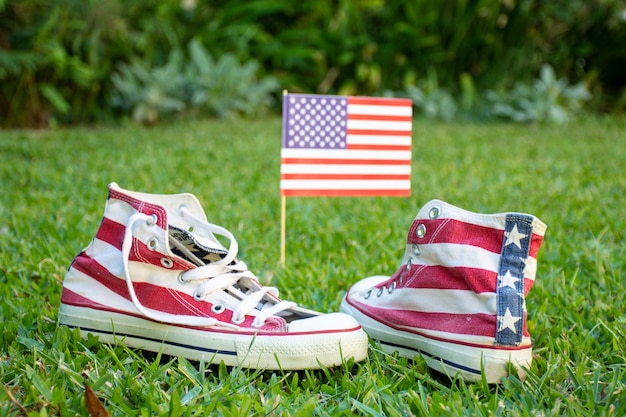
347 120 412 131
347 135 412 146
347 104 413 117
281 164 411 175
281 148 411 160
280 180 411 190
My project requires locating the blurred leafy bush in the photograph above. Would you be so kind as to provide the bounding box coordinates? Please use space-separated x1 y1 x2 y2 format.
0 0 131 126
111 52 187 125
404 69 458 122
0 0 624 127
183 40 279 120
111 40 278 124
485 64 591 124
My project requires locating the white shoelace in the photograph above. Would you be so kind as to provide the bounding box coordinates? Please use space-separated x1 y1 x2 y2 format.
122 210 295 328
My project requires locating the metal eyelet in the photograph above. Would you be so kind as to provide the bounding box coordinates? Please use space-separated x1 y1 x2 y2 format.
192 291 204 301
388 281 396 293
147 238 159 250
178 272 186 284
146 214 158 227
211 304 225 314
178 204 189 216
364 290 372 299
412 243 420 256
428 207 440 219
232 315 245 325
416 224 426 238
377 287 384 297
160 258 173 268
405 258 413 272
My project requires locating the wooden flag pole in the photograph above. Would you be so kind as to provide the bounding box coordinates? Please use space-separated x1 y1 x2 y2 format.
280 194 286 265
279 89 289 266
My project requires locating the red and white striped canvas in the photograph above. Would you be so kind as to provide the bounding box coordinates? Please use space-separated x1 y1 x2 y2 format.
280 93 413 197
341 199 547 381
345 200 546 344
59 183 369 369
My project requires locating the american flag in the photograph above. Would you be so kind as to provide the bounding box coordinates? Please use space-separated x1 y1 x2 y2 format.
280 93 413 197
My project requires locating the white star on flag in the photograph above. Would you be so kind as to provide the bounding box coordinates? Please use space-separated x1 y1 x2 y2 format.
499 270 520 289
505 224 528 249
498 308 521 333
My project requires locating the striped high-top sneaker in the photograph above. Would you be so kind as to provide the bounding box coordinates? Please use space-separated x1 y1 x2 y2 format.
341 199 547 383
59 183 367 369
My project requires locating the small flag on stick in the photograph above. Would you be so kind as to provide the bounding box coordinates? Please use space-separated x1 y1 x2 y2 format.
279 92 413 264
280 93 413 197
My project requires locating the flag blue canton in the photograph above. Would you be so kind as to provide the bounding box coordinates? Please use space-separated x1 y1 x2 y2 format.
284 95 348 149
495 214 534 346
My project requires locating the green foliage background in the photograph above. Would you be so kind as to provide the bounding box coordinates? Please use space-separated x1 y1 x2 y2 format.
1 0 625 126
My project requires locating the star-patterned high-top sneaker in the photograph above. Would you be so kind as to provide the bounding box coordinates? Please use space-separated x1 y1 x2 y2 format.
341 199 547 383
59 183 368 369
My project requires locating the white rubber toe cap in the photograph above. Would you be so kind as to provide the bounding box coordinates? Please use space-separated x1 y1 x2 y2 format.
288 312 362 333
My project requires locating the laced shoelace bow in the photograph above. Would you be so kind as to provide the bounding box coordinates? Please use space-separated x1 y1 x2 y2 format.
122 208 295 329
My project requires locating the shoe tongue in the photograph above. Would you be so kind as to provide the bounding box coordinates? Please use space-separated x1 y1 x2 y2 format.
168 225 228 266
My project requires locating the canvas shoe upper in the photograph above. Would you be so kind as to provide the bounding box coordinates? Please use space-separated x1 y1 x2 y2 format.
59 183 367 369
341 199 547 383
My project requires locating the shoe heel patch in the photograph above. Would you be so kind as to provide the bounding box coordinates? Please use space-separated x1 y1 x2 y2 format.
495 215 533 346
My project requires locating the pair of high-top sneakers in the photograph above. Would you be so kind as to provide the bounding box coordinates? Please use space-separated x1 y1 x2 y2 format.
59 183 546 382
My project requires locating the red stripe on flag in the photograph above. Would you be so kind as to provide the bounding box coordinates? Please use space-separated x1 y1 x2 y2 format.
347 129 412 136
347 96 413 107
281 158 411 165
346 144 411 151
281 189 411 197
348 114 413 122
281 173 411 180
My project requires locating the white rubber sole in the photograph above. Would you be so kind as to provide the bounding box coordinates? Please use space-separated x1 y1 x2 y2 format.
340 299 531 383
59 304 368 370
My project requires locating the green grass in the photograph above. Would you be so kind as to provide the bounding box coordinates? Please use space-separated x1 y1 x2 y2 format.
1 116 624 416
